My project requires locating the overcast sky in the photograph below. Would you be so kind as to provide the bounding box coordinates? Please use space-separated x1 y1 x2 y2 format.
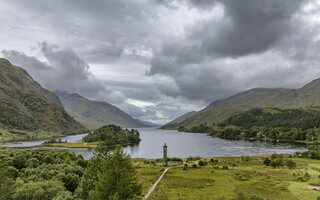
1 0 320 124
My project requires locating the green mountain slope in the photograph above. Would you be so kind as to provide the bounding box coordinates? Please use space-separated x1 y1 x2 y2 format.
223 107 320 129
0 58 87 141
55 91 145 129
177 78 320 128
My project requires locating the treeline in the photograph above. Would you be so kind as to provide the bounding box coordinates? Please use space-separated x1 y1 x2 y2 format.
83 124 141 146
180 124 318 142
223 107 320 129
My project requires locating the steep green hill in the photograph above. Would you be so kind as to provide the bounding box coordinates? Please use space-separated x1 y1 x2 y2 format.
55 91 145 129
0 58 87 141
174 78 320 128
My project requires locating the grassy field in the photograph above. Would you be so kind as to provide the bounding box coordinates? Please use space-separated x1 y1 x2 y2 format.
132 159 165 195
139 156 320 200
44 142 98 148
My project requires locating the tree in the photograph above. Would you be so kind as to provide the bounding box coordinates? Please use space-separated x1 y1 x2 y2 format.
270 158 284 168
12 180 65 200
52 191 74 200
0 165 14 200
90 146 142 200
63 173 80 193
285 160 296 169
263 157 271 166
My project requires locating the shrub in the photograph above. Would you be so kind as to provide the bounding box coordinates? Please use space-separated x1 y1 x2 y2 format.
198 160 208 166
222 166 229 170
192 163 198 168
270 158 284 168
285 160 296 169
186 156 201 162
263 157 271 166
167 157 182 162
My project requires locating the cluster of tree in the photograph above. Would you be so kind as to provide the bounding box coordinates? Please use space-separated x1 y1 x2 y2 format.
0 144 142 200
83 125 141 146
224 108 320 129
180 124 320 142
295 141 320 159
44 137 67 144
0 149 86 200
263 153 296 169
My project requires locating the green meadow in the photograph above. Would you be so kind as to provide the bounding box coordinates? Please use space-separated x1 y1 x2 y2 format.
133 156 320 200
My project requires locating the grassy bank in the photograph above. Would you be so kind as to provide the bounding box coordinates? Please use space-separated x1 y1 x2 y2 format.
44 142 138 149
44 142 98 148
0 128 66 143
147 156 320 200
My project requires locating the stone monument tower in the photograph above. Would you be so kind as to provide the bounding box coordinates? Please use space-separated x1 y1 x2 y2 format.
163 143 168 166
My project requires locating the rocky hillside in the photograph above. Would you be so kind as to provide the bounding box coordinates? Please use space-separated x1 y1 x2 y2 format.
55 91 146 129
169 78 320 128
0 58 87 141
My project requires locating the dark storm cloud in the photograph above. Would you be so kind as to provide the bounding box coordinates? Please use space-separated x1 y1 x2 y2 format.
195 0 304 56
5 0 157 63
148 0 320 102
1 0 320 123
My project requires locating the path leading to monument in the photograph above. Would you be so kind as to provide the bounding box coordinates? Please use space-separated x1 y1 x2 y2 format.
143 168 170 200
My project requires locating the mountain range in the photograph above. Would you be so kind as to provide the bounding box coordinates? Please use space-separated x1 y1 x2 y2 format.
55 91 146 129
0 58 87 141
166 78 320 128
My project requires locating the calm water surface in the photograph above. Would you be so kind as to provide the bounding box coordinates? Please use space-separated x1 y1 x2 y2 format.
4 128 306 160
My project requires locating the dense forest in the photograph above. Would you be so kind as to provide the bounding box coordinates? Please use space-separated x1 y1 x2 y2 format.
0 149 86 200
0 144 142 200
83 125 141 146
223 108 320 129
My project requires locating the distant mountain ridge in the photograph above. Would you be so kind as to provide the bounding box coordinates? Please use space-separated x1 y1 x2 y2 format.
55 91 146 129
0 58 86 141
166 78 320 128
134 119 161 127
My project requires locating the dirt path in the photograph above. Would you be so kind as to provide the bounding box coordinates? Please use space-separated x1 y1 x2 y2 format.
143 168 170 200
308 185 320 191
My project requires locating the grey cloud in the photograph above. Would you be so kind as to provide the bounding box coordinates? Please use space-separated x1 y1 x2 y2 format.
3 42 105 97
148 0 317 102
198 0 304 57
2 0 320 124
